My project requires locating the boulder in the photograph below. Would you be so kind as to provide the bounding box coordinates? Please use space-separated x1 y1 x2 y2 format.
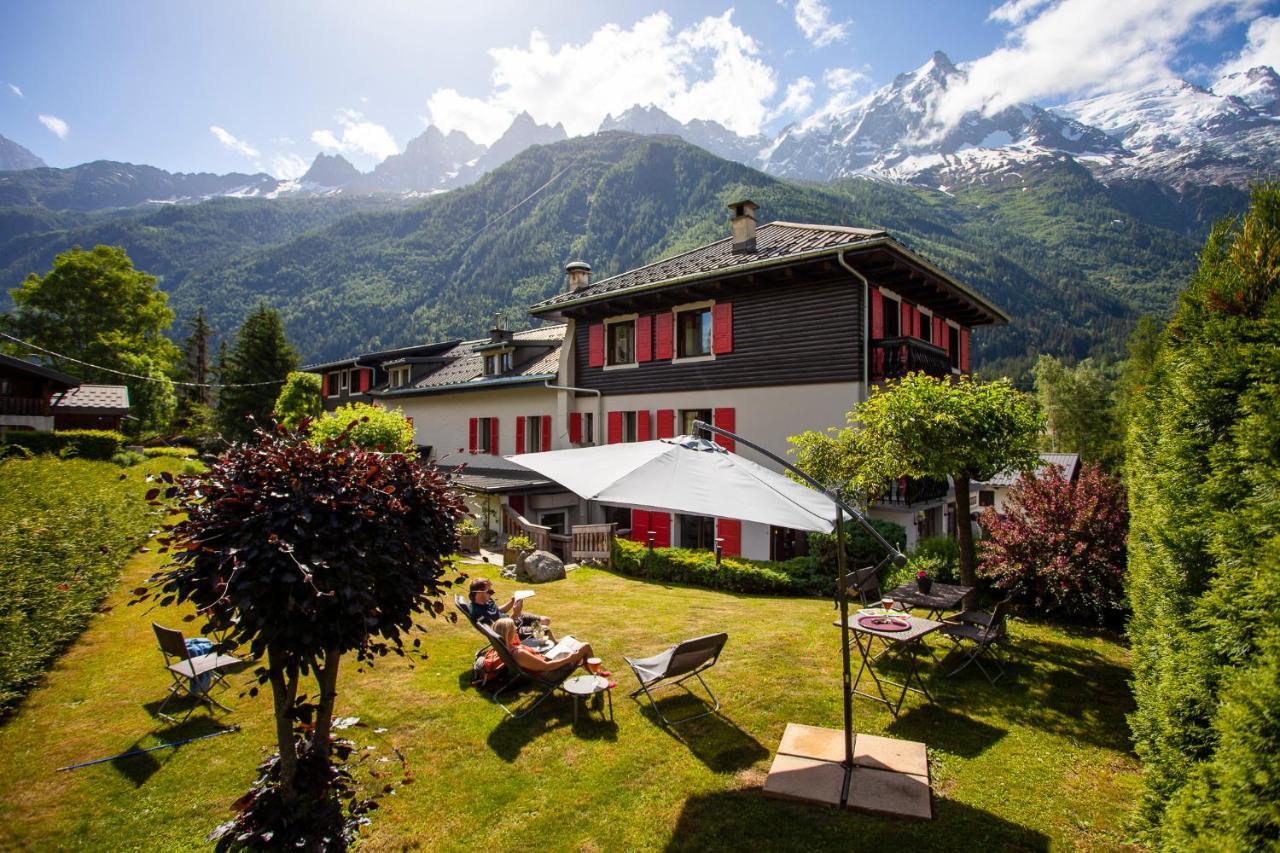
517 549 566 583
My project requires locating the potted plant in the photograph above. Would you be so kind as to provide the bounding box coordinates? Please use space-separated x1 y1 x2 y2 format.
458 516 482 553
916 568 933 595
504 534 535 568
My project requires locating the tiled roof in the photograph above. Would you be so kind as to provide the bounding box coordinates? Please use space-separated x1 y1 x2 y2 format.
378 324 564 396
52 384 130 412
980 452 1081 488
448 466 556 494
531 221 887 311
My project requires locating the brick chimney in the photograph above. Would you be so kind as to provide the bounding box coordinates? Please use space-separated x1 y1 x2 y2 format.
728 199 759 254
565 260 591 292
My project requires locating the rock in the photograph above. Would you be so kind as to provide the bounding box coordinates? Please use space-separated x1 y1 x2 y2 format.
501 565 517 579
517 550 566 583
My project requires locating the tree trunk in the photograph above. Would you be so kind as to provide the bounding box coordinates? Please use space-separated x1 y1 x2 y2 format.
309 647 342 760
267 650 300 798
954 474 978 607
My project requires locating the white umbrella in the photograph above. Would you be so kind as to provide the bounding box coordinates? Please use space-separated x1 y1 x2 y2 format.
507 435 838 533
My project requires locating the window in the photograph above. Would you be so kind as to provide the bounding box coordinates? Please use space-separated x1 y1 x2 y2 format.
476 417 493 453
680 408 713 437
524 415 546 452
949 325 961 369
882 297 901 338
0 378 11 396
978 490 996 507
483 350 513 377
603 505 632 532
540 511 566 536
389 366 411 388
622 411 638 442
918 310 932 344
582 412 595 444
606 319 636 366
675 306 713 358
678 514 716 551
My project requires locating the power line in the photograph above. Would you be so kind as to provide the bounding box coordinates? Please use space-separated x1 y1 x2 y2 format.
0 331 287 388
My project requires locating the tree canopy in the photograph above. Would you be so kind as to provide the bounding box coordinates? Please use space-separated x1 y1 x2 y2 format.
215 303 298 442
309 402 416 453
1032 355 1121 470
273 371 323 430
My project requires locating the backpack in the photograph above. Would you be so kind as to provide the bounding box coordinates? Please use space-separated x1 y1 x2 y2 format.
472 646 507 687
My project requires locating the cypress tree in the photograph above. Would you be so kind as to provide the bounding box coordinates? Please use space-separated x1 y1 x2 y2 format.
216 303 299 442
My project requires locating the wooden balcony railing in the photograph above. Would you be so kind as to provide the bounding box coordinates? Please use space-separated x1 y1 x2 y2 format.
877 476 950 507
570 523 616 566
870 337 953 380
500 504 551 553
0 396 50 416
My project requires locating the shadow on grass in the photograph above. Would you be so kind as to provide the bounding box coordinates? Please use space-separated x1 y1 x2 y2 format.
662 786 1050 852
486 688 618 761
101 716 232 787
630 691 769 773
886 705 1007 759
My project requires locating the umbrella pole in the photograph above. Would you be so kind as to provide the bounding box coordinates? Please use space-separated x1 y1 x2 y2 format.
836 504 854 797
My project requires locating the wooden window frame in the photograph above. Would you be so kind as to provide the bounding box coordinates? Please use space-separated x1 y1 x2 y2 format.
880 290 902 338
475 417 494 454
326 371 342 398
917 306 933 344
672 300 716 363
604 314 639 370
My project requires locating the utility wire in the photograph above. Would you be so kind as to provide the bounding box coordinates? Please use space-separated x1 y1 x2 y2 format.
0 331 287 388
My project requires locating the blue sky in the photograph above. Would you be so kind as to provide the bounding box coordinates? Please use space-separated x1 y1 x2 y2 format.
1 0 1276 176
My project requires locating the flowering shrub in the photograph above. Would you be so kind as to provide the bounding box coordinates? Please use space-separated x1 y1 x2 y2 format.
979 462 1127 624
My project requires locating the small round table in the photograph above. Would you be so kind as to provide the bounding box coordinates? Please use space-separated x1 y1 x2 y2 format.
562 674 613 723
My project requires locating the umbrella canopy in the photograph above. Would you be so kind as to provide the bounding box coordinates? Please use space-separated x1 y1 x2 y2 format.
507 435 838 533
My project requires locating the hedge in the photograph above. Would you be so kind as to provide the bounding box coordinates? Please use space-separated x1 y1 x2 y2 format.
0 456 174 713
3 429 124 461
611 538 805 596
142 446 197 458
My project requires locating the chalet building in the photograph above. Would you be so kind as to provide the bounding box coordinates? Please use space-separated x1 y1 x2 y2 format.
973 452 1081 515
0 353 130 436
308 200 1009 559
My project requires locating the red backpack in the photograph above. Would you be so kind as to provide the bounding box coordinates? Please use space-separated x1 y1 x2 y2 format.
472 646 506 686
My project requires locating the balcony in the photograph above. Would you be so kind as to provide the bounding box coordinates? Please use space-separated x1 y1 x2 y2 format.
870 337 953 380
877 476 950 507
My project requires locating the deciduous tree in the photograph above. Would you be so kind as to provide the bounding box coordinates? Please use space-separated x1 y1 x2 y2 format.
309 402 416 453
273 371 323 430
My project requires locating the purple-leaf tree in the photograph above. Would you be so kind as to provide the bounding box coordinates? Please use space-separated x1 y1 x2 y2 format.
979 462 1128 624
135 423 463 848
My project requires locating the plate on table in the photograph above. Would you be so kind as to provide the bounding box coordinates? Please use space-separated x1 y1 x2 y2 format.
857 615 911 632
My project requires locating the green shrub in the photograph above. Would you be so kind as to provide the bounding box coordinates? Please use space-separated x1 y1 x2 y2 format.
142 446 197 458
807 518 907 577
611 538 804 596
458 516 482 535
912 536 960 583
309 402 415 453
3 429 123 461
506 534 535 552
110 450 146 467
0 456 177 713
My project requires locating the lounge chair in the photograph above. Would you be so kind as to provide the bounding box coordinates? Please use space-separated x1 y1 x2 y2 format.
152 623 242 723
474 621 577 719
624 633 728 727
940 596 1012 683
456 593 493 657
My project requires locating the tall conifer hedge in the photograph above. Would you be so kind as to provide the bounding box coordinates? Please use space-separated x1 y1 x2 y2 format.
1126 183 1280 848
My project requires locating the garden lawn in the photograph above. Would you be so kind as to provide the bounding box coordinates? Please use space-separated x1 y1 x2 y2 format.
0 551 1142 851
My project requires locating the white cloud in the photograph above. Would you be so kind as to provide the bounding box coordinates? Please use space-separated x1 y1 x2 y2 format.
426 11 778 144
931 0 1260 130
1218 15 1280 76
792 0 850 47
269 152 310 180
209 125 260 158
6 82 21 98
772 77 815 119
311 109 398 161
38 114 68 139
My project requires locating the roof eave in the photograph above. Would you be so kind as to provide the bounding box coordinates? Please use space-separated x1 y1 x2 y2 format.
370 373 559 399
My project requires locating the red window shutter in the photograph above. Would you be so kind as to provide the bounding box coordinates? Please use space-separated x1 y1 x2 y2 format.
871 289 884 339
490 418 499 455
654 312 674 360
515 416 525 454
607 411 623 444
713 408 736 451
588 323 605 368
631 509 650 543
468 418 478 454
509 495 525 515
321 374 330 396
637 410 651 441
960 329 971 372
569 412 582 443
717 519 741 557
636 315 653 362
358 368 369 392
656 409 675 439
542 415 551 450
651 512 671 548
911 306 921 338
935 317 946 350
712 302 733 354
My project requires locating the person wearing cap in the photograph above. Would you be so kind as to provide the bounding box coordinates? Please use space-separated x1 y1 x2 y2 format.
466 577 553 640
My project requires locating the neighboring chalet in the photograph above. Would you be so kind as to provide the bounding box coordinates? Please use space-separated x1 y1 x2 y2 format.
973 452 1081 515
308 200 1009 560
0 353 130 436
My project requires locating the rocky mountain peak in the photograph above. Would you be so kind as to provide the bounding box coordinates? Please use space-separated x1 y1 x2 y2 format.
300 152 362 187
1213 65 1280 116
0 134 47 172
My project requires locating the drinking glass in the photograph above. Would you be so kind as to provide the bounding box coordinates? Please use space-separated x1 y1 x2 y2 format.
586 657 602 675
881 597 894 614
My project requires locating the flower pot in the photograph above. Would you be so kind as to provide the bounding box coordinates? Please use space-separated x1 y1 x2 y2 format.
459 533 480 553
917 577 933 594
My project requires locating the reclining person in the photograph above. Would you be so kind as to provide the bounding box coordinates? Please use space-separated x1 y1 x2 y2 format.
492 617 607 677
467 577 554 640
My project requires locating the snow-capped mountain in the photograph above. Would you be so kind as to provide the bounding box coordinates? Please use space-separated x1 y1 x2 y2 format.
367 125 485 192
599 106 768 165
0 134 46 172
1213 65 1280 116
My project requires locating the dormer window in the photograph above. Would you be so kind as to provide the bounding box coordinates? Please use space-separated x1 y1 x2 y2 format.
388 365 411 388
484 349 514 376
606 317 636 366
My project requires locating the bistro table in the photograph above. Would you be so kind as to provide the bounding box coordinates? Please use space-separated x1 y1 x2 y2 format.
562 674 613 723
885 581 973 621
834 612 944 717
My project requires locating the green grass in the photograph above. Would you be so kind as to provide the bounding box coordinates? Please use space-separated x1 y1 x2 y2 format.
0 551 1142 851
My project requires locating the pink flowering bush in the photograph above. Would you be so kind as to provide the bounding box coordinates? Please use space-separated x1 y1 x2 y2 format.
979 463 1128 624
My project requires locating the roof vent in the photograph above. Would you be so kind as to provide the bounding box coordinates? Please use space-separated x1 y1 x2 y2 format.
565 260 591 292
728 199 758 254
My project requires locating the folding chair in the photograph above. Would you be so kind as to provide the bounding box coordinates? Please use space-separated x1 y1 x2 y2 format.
474 621 576 719
152 623 242 723
624 633 728 727
940 596 1012 684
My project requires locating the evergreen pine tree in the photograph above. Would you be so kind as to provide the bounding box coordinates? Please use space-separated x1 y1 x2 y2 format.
215 303 298 442
173 310 215 435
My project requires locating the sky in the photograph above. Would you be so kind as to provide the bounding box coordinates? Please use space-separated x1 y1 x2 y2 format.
1 0 1277 177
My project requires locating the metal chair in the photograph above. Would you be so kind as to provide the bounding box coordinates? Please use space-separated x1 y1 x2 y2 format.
624 633 728 727
940 596 1012 683
152 623 242 722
